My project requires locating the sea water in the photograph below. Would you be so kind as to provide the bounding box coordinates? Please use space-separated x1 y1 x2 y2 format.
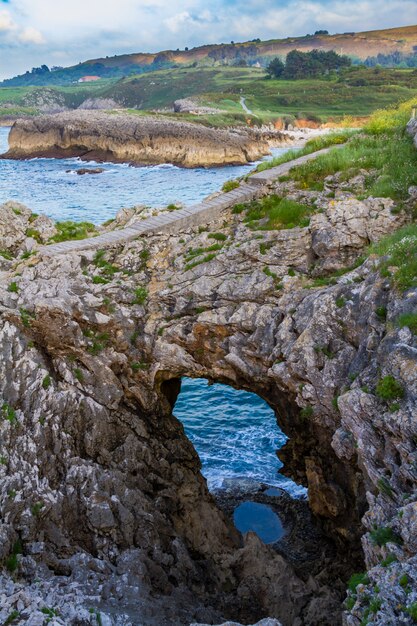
0 127 290 224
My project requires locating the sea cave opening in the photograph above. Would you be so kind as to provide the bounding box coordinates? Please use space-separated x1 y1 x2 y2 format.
173 376 306 546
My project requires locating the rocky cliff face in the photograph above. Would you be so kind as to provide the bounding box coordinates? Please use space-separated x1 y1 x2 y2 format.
3 111 275 167
0 168 416 625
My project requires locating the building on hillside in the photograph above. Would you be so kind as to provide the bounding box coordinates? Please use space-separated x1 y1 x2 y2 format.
78 76 101 83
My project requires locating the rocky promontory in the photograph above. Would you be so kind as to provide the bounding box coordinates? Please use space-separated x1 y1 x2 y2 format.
2 111 276 167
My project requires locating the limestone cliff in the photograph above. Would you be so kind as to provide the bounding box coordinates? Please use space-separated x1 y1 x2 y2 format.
0 157 416 625
3 111 274 167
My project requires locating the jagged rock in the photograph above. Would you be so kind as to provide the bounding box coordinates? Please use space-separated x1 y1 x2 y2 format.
0 201 32 251
0 188 415 625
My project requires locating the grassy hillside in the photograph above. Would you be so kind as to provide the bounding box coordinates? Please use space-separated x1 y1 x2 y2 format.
1 65 416 127
2 24 417 87
97 65 417 122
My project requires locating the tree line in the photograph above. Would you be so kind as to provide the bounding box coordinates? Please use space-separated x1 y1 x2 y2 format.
266 49 351 80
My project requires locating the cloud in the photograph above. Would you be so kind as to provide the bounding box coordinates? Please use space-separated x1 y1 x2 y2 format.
18 26 45 44
0 9 13 32
0 0 417 80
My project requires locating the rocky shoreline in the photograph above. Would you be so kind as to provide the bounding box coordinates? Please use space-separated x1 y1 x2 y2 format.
1 110 285 167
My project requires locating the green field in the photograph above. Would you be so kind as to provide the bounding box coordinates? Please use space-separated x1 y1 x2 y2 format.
1 65 417 125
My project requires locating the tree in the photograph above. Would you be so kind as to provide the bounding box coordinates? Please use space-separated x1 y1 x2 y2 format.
266 57 285 78
314 30 329 35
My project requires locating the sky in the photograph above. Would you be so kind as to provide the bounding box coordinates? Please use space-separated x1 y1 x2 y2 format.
0 0 417 80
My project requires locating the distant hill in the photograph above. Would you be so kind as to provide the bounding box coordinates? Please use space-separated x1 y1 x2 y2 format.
2 24 417 87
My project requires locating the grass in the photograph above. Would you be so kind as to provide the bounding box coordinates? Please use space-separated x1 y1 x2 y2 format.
7 282 19 293
235 195 313 230
288 129 417 200
83 329 110 355
397 312 417 334
369 526 402 546
185 253 217 271
5 540 22 573
376 375 404 401
347 572 370 592
51 220 97 243
208 232 227 241
2 403 17 425
132 287 148 305
406 603 417 621
256 130 353 172
222 179 240 192
369 224 417 291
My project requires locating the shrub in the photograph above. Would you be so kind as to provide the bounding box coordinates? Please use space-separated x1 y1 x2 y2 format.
300 406 313 418
347 572 370 592
241 195 312 230
222 179 240 192
397 312 417 334
208 232 227 241
2 403 17 425
42 375 51 389
369 224 417 291
375 306 387 320
377 477 393 497
92 275 109 284
369 526 402 546
7 282 18 293
167 203 181 211
51 221 97 243
132 287 148 305
5 540 22 573
375 375 404 401
406 602 417 621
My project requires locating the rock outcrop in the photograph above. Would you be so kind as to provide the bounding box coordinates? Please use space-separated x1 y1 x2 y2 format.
3 111 274 167
0 169 416 625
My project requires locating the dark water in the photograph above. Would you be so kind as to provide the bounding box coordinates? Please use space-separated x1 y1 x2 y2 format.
233 501 284 543
174 378 304 497
0 127 290 224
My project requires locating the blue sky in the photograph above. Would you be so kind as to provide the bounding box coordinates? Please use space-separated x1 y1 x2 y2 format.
0 0 417 79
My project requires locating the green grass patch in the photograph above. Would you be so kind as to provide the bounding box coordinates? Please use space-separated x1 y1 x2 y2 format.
370 526 402 546
238 195 312 230
369 224 417 291
132 287 148 305
397 312 417 334
375 375 405 401
256 130 352 173
51 221 97 243
222 179 240 192
185 253 217 271
347 572 370 592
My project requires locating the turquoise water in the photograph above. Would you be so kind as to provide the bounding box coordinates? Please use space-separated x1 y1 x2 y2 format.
174 378 304 496
0 127 289 224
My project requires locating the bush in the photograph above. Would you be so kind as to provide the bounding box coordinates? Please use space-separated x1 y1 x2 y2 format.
406 602 417 621
370 526 402 546
132 287 148 305
208 232 227 241
397 312 417 334
369 224 417 291
51 221 97 243
347 572 370 592
222 179 240 192
240 195 312 230
375 375 404 401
